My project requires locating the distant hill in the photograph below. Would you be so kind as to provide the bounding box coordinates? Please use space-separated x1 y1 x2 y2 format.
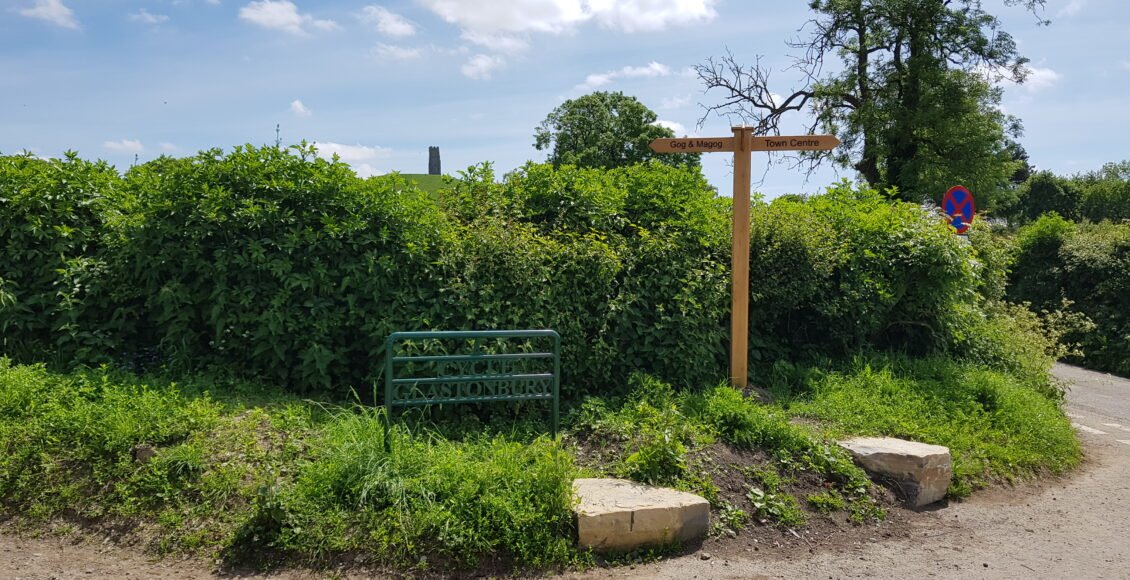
394 173 451 194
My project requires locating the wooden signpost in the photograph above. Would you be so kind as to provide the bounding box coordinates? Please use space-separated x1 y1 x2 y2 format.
650 127 840 389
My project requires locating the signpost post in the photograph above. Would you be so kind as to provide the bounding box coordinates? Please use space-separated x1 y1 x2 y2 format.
650 128 840 389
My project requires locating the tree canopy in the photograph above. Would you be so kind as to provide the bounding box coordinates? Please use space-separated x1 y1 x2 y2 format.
533 91 700 170
1006 161 1130 224
696 0 1046 211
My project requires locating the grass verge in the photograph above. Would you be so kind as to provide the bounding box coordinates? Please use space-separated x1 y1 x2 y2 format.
567 374 884 531
0 358 579 574
0 354 1082 573
783 355 1082 497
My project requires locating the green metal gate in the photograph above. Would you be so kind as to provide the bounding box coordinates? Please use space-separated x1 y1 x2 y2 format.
382 330 561 436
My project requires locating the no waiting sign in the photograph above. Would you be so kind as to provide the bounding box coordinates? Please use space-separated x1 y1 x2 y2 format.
942 185 975 234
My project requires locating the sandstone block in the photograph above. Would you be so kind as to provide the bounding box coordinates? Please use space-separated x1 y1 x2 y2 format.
573 478 709 552
839 437 952 507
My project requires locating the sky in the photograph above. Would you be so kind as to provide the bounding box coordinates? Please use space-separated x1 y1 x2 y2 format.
2 0 1127 197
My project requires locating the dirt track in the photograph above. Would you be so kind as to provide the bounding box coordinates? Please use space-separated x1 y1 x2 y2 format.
4 364 1129 579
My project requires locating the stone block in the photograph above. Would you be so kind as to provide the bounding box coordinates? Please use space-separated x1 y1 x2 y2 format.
839 437 952 507
573 478 709 552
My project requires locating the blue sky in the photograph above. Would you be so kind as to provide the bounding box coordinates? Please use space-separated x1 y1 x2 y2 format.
2 0 1126 197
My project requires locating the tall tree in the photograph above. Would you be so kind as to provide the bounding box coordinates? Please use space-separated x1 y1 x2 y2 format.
696 0 1045 210
1015 170 1080 222
1006 139 1034 186
534 91 700 170
1069 160 1130 223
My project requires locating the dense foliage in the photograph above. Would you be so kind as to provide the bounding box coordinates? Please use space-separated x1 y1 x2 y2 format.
0 142 1085 571
2 146 1052 398
1006 161 1130 224
1009 214 1130 376
105 146 448 391
0 153 121 362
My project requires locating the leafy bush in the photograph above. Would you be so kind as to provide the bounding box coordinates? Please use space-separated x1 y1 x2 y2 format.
2 147 1047 397
105 145 449 391
1010 216 1130 376
0 153 121 362
439 161 731 392
1070 160 1130 224
570 374 705 487
748 182 971 360
949 301 1072 397
1078 177 1130 223
1009 213 1073 307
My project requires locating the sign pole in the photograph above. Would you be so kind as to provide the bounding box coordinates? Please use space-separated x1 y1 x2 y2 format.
648 130 839 390
730 127 752 389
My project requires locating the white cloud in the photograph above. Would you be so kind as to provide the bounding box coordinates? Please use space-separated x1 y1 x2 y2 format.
130 9 169 24
290 99 312 117
462 54 504 80
352 163 384 178
374 43 423 60
461 31 528 54
412 2 714 82
1120 60 1130 72
585 0 717 32
418 0 588 35
660 95 690 110
103 139 144 153
579 61 671 89
312 142 392 164
360 6 416 37
160 142 178 152
1056 0 1085 18
977 63 1061 93
653 119 688 135
239 1 337 36
416 0 716 35
18 0 79 29
1024 66 1062 92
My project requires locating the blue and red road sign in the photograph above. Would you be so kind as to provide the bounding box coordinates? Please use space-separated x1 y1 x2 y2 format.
942 185 975 234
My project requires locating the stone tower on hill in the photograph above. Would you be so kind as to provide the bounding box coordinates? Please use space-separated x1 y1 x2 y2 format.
428 146 440 175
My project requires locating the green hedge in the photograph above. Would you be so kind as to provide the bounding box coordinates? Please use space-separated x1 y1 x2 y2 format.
2 146 1027 398
0 153 121 361
1009 214 1130 376
104 146 449 391
748 184 970 359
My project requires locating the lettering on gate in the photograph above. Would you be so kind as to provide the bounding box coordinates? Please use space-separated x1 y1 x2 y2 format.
383 330 561 436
